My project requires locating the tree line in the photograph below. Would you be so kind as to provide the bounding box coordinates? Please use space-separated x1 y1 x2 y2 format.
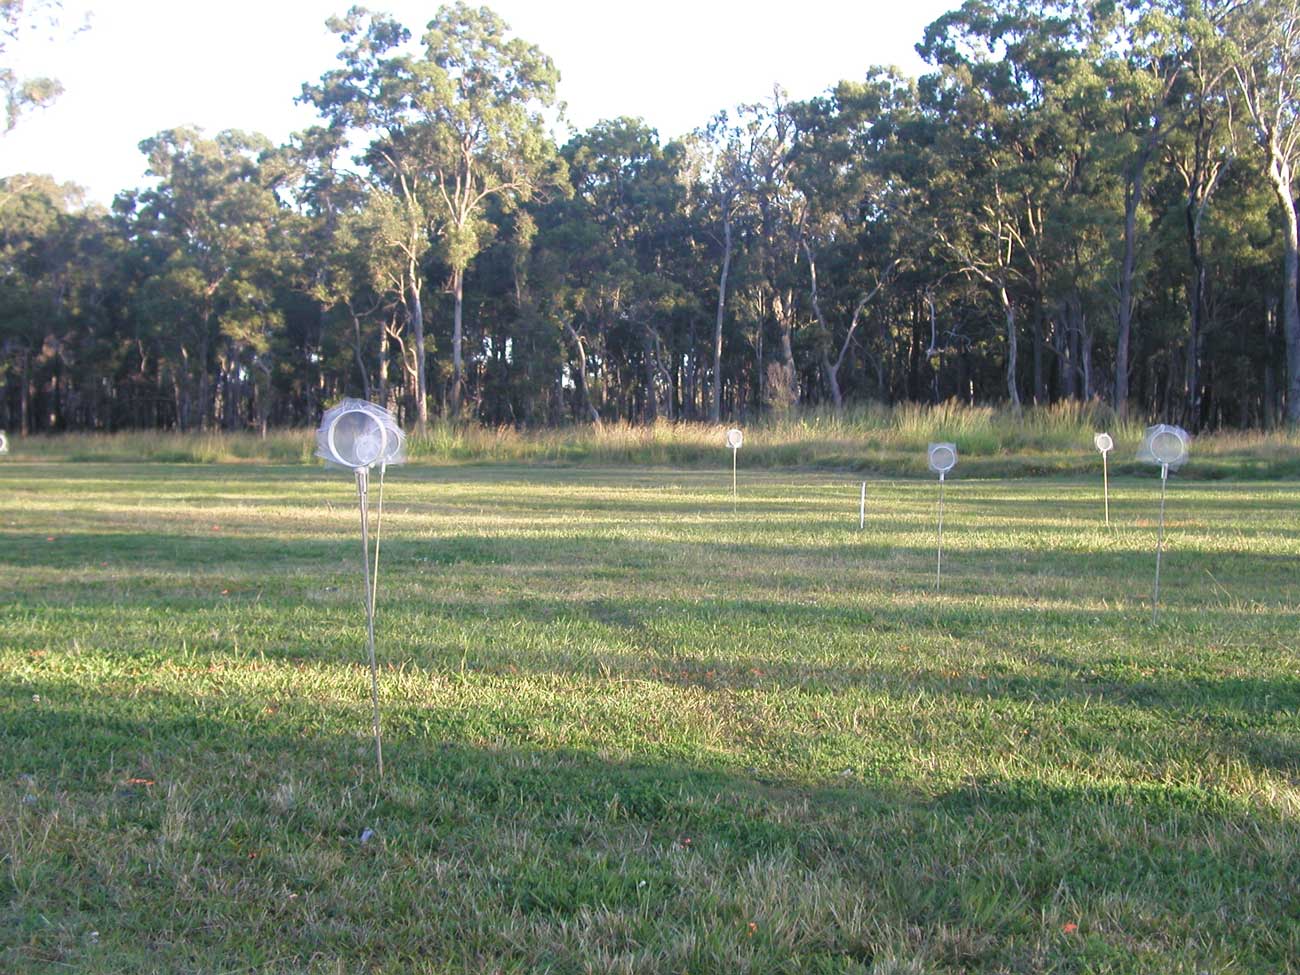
3 0 1299 436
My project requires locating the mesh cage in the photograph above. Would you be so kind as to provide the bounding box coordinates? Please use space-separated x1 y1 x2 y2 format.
725 428 744 450
1137 424 1190 470
928 442 957 475
356 401 406 465
316 399 406 470
1094 432 1114 453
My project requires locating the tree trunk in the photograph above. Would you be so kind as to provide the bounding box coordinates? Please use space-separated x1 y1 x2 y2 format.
197 329 212 432
1264 301 1278 428
20 346 30 436
801 241 843 413
641 326 659 422
451 265 465 417
1059 300 1078 401
822 348 842 411
772 289 797 407
711 213 732 423
1115 133 1158 416
1032 306 1045 405
563 322 601 425
350 306 371 401
999 284 1021 411
407 269 428 429
1266 152 1300 426
1184 256 1206 430
380 314 395 412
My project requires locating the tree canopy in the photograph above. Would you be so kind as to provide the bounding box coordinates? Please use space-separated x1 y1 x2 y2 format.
3 0 1300 435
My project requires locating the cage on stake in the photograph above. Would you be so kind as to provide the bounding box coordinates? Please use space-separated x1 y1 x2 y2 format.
927 443 957 590
1137 424 1189 622
1094 432 1114 527
316 399 406 775
725 428 744 501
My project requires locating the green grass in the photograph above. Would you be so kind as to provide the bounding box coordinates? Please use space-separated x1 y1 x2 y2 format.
2 461 1299 973
15 401 1300 478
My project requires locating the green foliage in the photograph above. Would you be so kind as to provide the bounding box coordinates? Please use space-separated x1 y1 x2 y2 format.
3 1 1300 435
0 0 68 131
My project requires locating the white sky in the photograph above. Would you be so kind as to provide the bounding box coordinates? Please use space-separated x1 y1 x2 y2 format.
0 0 957 206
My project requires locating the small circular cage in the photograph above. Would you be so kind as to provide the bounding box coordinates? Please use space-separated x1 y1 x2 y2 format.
360 402 406 466
725 428 744 450
928 442 957 475
316 399 406 470
0 431 8 455
1094 432 1114 453
1137 424 1190 470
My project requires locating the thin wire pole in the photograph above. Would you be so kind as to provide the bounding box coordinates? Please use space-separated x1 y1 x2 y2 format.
356 468 384 777
936 474 945 591
1102 450 1110 527
859 481 866 531
1152 463 1168 623
370 462 386 612
731 448 738 513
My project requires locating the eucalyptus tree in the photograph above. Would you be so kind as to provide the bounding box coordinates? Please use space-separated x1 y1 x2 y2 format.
788 70 914 411
271 127 375 411
1161 4 1235 428
0 0 72 132
0 173 81 432
303 7 434 425
916 1 1079 410
680 112 758 421
1221 0 1300 425
418 3 561 416
734 90 803 412
1088 0 1191 416
121 128 285 431
527 189 604 424
304 3 561 420
556 118 689 422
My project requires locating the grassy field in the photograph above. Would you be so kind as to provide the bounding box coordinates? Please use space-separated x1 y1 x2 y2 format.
2 460 1298 973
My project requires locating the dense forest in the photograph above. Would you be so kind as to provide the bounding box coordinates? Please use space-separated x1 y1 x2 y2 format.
2 0 1300 435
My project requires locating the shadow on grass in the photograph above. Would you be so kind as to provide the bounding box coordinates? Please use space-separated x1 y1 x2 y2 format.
2 675 1298 971
5 527 1299 585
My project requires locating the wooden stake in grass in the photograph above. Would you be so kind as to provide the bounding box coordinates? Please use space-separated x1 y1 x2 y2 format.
859 481 866 531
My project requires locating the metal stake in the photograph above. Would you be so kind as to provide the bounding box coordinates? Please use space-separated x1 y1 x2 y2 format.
1102 450 1110 527
370 462 387 612
355 467 384 776
859 481 866 531
1152 463 1168 623
936 473 945 591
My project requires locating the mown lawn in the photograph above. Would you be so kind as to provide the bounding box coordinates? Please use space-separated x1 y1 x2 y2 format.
2 462 1298 974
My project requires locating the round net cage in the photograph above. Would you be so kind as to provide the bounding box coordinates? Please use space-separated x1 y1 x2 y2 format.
928 442 957 475
1137 424 1190 470
725 428 744 450
316 399 405 470
355 401 406 466
1094 432 1114 453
